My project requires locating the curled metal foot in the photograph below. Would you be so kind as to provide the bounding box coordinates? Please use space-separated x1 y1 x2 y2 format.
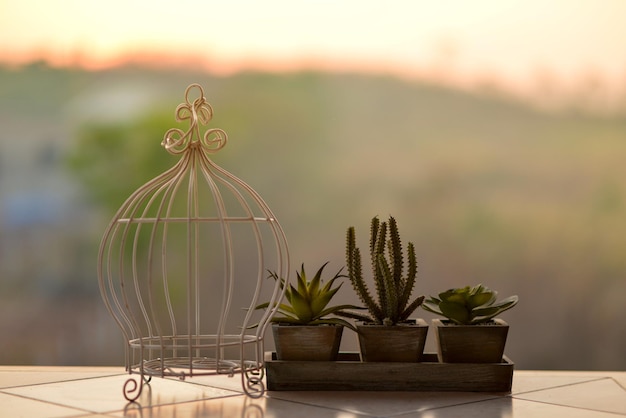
244 375 265 398
242 367 265 398
123 376 144 402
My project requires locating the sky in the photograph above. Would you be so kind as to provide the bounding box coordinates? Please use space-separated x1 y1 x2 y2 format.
1 0 626 107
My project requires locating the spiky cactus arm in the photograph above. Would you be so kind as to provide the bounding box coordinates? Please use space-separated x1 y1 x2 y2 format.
378 254 399 324
400 295 425 321
346 226 379 322
334 310 373 323
388 216 404 291
398 242 418 312
369 216 380 259
372 219 388 318
369 217 382 294
351 247 380 319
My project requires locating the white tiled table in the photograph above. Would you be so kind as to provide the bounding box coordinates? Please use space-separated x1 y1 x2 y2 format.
0 366 624 417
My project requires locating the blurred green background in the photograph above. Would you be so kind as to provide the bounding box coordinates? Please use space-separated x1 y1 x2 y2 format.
1 62 625 370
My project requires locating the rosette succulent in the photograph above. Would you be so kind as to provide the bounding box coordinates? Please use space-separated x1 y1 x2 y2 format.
422 284 518 325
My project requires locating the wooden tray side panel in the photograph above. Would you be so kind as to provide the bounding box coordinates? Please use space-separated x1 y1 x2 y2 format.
264 352 513 392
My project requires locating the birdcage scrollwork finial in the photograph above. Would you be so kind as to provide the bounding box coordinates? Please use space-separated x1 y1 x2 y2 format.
161 83 227 155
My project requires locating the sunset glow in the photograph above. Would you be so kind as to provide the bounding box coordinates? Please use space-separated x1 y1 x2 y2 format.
2 0 626 106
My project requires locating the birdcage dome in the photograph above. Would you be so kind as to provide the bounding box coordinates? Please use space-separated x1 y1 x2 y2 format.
97 84 289 400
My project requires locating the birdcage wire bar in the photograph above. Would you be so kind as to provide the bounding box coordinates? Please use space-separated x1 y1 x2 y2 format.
97 84 289 401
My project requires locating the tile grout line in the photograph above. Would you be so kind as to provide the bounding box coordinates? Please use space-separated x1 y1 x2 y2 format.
512 377 626 416
611 377 626 392
511 376 614 396
1 381 249 417
0 373 129 390
0 389 98 416
511 397 626 417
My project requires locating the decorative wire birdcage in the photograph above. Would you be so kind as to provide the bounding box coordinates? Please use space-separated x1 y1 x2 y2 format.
97 83 289 401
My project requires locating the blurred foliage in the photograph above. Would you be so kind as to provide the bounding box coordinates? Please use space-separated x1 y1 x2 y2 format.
67 111 177 212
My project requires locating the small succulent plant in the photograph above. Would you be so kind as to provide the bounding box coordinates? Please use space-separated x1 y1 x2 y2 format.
345 215 425 326
256 262 362 330
422 284 518 325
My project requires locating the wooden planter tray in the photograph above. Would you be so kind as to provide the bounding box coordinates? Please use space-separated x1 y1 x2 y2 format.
264 352 514 392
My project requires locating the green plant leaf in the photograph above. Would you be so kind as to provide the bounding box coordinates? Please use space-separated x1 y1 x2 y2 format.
425 296 442 305
469 284 485 295
288 284 313 323
439 288 467 305
335 310 373 323
254 301 270 310
388 216 404 288
346 228 382 320
439 300 471 324
421 298 444 316
372 221 388 318
296 265 309 299
309 261 329 298
467 289 495 309
471 295 518 322
399 295 424 321
378 254 399 323
398 242 417 312
421 304 443 316
320 266 346 293
275 303 295 315
318 303 364 319
310 285 341 318
369 216 380 257
254 302 295 315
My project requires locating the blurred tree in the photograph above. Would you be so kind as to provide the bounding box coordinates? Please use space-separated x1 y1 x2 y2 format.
67 110 181 212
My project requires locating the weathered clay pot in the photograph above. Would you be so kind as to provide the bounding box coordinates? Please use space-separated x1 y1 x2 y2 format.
433 318 509 363
272 324 343 361
356 319 428 362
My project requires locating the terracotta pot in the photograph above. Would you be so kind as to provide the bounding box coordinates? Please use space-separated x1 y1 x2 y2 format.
356 319 428 362
433 318 509 363
272 324 343 361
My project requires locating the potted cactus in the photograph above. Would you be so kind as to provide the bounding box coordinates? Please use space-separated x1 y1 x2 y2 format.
422 284 518 363
344 215 428 362
257 262 362 361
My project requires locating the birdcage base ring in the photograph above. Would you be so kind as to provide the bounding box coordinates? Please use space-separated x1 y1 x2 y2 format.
129 334 260 351
131 357 251 378
128 357 262 380
125 357 265 398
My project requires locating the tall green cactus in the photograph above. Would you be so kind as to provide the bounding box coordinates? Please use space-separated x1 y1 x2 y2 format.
345 216 424 325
